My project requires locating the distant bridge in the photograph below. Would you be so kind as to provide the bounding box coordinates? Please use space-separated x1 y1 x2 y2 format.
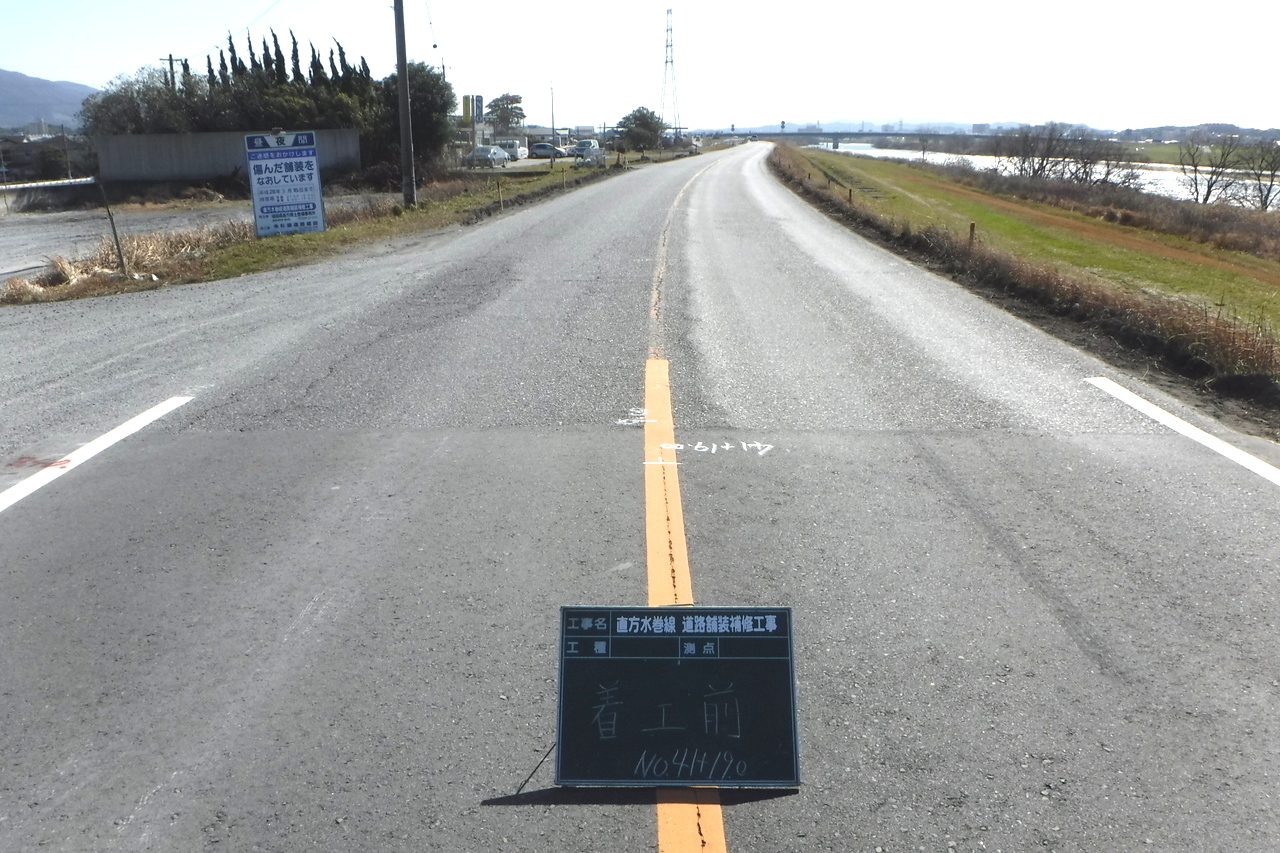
741 131 999 144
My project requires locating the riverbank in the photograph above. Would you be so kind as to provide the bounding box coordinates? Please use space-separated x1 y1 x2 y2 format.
818 144 1248 204
771 144 1280 439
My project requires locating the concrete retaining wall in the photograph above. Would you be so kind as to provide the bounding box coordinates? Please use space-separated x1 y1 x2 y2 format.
96 130 360 181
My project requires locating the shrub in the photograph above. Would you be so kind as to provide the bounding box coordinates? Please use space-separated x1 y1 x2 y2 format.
767 145 1280 383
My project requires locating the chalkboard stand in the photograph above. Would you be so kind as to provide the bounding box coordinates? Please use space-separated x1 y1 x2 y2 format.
555 606 800 788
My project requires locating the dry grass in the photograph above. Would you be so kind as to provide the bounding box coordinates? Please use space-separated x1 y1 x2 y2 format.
1 164 631 306
1 220 254 304
769 144 1280 383
1 163 628 305
0 194 400 305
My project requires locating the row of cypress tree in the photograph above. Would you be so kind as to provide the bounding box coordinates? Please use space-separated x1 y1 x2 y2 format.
79 31 456 168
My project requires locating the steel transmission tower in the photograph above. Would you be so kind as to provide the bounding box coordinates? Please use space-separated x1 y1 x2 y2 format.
660 9 680 139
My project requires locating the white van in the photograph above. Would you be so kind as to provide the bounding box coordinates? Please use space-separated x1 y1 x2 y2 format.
495 139 528 160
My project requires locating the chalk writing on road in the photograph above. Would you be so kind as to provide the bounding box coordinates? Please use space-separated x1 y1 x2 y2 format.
661 441 775 456
616 407 654 427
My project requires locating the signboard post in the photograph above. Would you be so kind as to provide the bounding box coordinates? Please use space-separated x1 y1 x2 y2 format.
556 606 799 787
245 131 325 238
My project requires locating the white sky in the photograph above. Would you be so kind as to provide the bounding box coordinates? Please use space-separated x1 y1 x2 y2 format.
4 0 1276 133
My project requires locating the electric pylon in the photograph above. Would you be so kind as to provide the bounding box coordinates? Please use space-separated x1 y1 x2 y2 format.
659 9 680 140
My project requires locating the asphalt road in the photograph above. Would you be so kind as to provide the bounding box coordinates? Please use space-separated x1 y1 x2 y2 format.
2 142 1280 852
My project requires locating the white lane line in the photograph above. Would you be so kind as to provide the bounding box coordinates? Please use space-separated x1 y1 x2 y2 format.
0 396 193 514
1086 377 1280 487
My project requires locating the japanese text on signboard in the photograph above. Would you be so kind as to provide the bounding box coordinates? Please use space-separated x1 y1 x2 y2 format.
245 132 325 237
556 606 799 787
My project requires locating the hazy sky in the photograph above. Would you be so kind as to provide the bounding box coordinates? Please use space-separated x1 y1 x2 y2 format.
4 0 1275 133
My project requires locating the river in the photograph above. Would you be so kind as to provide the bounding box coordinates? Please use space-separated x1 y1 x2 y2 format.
811 143 1200 202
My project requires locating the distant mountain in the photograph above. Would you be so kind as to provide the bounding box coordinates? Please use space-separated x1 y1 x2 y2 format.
0 69 98 131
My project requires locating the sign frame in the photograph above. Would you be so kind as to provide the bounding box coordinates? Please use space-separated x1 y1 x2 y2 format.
555 605 800 788
245 130 326 238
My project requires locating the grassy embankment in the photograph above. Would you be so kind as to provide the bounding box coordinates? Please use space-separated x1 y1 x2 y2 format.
0 157 653 304
1127 143 1183 165
770 145 1280 402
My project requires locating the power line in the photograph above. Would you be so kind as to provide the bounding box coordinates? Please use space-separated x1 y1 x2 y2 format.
423 0 439 48
185 0 290 64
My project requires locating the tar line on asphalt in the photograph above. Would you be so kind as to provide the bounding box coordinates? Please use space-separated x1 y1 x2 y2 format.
0 396 193 515
644 358 728 853
644 157 730 853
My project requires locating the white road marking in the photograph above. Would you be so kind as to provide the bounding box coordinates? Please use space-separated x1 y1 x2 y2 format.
0 396 193 514
1086 376 1280 487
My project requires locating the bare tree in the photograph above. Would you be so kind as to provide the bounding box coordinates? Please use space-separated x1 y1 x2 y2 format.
994 122 1071 180
1062 130 1144 188
1178 131 1242 204
917 127 934 161
993 124 1142 188
1236 136 1280 211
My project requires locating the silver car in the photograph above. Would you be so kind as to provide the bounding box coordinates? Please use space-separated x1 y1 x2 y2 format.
463 146 509 168
529 142 567 159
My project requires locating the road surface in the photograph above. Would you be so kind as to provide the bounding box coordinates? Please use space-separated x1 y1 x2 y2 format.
2 142 1279 851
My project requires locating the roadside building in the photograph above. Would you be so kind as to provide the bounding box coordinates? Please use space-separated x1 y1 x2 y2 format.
0 133 89 181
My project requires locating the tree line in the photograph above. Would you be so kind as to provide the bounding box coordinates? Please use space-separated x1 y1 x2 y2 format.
988 124 1144 189
78 31 456 169
986 124 1280 211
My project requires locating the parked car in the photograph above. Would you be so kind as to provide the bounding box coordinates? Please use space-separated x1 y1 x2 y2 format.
530 142 567 159
463 146 509 168
570 139 600 158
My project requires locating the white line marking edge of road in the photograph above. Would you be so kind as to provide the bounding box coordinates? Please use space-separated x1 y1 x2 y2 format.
0 396 193 514
1086 376 1280 487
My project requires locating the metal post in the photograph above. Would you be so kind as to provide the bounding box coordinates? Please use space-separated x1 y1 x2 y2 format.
394 0 416 207
97 182 129 277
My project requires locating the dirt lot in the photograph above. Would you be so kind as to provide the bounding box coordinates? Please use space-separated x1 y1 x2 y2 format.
0 191 403 280
0 199 255 279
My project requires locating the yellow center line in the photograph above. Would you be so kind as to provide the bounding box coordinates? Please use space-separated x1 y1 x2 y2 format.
644 357 727 853
644 358 693 606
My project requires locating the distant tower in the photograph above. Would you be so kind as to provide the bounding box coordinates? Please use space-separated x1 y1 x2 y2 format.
660 9 680 139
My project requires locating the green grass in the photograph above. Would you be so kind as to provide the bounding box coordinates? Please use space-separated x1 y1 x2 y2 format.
793 147 1280 331
1129 144 1184 165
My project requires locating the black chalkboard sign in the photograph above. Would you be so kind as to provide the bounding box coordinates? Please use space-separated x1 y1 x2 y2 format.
555 606 799 787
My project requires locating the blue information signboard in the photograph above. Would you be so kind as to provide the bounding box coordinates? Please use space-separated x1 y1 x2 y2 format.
245 131 325 237
556 606 800 787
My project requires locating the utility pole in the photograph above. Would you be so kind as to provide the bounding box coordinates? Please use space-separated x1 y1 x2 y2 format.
394 0 416 206
61 124 71 178
157 54 184 90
